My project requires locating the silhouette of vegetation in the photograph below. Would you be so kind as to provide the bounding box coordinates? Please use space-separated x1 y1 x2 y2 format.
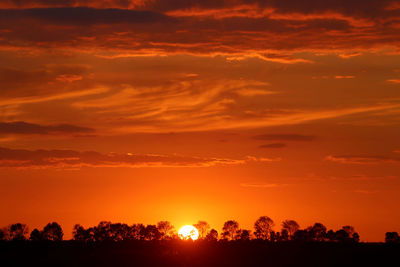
385 232 400 243
157 221 176 240
1 218 399 266
193 221 210 239
7 223 29 241
205 228 218 241
221 220 239 241
281 219 299 239
254 216 274 240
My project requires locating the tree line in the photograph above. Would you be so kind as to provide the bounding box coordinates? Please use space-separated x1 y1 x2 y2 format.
0 216 399 243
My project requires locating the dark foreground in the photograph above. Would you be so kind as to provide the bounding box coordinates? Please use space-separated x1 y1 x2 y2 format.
1 241 399 267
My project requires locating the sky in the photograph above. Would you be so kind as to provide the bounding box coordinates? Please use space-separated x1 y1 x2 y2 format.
0 0 400 242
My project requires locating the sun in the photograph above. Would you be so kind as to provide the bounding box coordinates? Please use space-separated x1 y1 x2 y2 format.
178 225 199 240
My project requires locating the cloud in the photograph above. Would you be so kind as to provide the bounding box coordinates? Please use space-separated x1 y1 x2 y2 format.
0 147 277 169
387 79 400 84
326 155 400 164
354 189 379 194
335 75 355 79
56 74 83 83
246 156 282 162
235 88 275 97
240 183 288 188
0 147 250 168
0 87 108 107
0 3 399 60
259 143 286 149
253 134 316 141
0 121 94 135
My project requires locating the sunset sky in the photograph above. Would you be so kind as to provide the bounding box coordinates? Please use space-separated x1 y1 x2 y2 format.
1 0 400 241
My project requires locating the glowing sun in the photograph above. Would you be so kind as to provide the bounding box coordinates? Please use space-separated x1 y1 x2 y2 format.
178 225 199 240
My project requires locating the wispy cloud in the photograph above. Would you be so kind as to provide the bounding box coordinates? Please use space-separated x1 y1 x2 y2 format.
0 147 278 169
253 134 315 141
387 79 400 84
0 121 94 135
0 87 108 107
240 183 288 188
326 155 400 164
259 143 286 149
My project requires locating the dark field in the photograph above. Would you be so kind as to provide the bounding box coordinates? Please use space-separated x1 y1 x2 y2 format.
1 241 399 267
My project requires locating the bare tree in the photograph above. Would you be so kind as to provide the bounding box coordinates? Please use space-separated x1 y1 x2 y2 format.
254 216 274 240
222 220 239 241
281 220 299 238
194 221 210 239
157 221 175 240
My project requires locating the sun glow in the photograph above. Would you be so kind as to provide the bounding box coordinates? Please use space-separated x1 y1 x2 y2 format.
178 225 199 240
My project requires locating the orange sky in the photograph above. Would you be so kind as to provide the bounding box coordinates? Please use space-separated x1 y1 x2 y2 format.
1 0 400 241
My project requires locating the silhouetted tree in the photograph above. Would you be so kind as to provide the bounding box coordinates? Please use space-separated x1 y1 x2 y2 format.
194 221 210 239
307 223 327 242
73 224 92 242
281 220 299 239
326 229 336 242
0 228 5 240
385 232 400 243
270 231 277 242
254 216 274 240
140 225 161 241
131 224 145 240
342 226 355 236
234 229 251 241
29 229 42 241
8 223 28 241
280 229 289 241
222 220 239 241
205 229 218 241
352 232 360 243
157 221 175 240
42 222 63 241
94 221 112 241
334 229 350 243
293 230 311 242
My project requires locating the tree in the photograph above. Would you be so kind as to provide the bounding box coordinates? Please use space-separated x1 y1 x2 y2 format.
140 225 161 241
280 229 289 241
281 220 299 239
30 229 42 241
352 232 360 243
194 221 210 239
8 223 28 241
42 222 63 241
235 229 251 241
293 230 310 242
157 221 175 240
73 224 89 242
385 232 400 243
342 226 355 236
334 229 350 243
254 216 274 240
131 224 145 240
307 223 327 242
222 220 239 241
0 228 6 240
326 230 336 242
205 229 218 241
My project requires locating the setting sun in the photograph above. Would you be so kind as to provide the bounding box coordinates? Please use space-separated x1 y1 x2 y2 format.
178 225 199 240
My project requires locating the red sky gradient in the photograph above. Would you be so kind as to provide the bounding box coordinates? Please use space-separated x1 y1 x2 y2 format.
1 0 400 241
